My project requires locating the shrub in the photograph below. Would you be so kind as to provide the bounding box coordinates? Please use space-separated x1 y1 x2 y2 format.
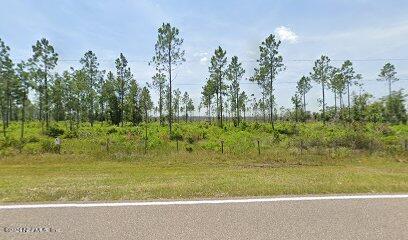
186 136 195 144
275 124 298 136
64 130 78 139
107 127 118 135
0 136 18 148
186 146 193 152
239 121 249 131
376 124 395 136
27 135 40 143
45 126 65 137
41 139 58 153
170 131 183 141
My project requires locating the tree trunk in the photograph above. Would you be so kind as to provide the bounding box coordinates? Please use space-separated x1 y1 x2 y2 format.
347 82 351 121
388 79 392 98
236 91 240 125
219 75 223 128
168 46 173 137
5 81 9 128
322 82 326 123
45 67 49 130
269 71 275 130
21 93 26 140
120 78 124 127
303 92 306 122
262 92 266 122
159 85 163 126
208 102 211 123
1 99 6 138
334 91 337 115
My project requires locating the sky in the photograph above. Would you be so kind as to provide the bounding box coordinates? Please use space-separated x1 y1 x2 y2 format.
1 0 408 113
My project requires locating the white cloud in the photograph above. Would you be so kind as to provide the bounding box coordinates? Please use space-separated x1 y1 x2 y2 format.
200 56 208 64
274 26 298 43
193 52 209 65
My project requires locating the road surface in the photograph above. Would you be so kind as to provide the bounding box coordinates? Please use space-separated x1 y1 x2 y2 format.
0 195 407 240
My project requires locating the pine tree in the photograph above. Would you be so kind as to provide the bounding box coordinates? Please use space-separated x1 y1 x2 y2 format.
201 78 216 122
62 70 78 131
50 73 65 121
15 61 32 139
209 46 227 127
291 93 301 122
226 56 245 126
340 60 362 120
252 34 285 129
383 90 407 124
127 79 142 125
0 38 14 136
80 51 100 127
140 86 153 123
182 92 194 122
296 76 312 121
30 38 58 131
115 53 130 127
103 71 121 126
173 89 181 122
329 67 346 118
151 71 166 125
310 55 332 123
378 63 398 98
151 23 185 136
238 91 248 122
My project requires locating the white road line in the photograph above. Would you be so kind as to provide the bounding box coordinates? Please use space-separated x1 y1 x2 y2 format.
1 194 407 210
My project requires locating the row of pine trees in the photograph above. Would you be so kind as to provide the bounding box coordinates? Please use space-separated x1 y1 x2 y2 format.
1 23 407 139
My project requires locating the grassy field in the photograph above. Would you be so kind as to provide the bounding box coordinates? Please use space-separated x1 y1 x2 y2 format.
0 121 407 202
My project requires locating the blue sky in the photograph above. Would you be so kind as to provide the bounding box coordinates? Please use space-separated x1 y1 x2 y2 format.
1 0 407 112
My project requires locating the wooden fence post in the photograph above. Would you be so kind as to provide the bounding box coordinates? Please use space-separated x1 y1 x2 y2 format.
144 124 148 154
257 140 260 155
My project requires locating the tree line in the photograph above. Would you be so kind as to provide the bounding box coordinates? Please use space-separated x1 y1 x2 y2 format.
0 22 407 140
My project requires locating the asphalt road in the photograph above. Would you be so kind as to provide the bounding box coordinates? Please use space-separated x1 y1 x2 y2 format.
1 195 407 240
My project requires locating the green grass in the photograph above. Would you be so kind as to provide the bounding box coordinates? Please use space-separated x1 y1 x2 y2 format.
1 151 407 203
0 121 407 202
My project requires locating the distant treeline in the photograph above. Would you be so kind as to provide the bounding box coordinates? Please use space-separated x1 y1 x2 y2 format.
0 23 407 139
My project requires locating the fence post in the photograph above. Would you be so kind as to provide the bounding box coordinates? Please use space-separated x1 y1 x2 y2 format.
257 140 260 155
221 140 224 154
106 137 110 152
144 124 148 154
405 139 408 151
19 140 23 154
177 139 179 152
300 140 304 155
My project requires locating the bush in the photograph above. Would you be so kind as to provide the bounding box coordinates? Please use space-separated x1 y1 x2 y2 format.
275 124 299 136
186 146 193 152
170 131 183 141
0 136 18 148
45 126 65 137
107 127 118 135
41 139 58 153
186 136 195 144
376 124 395 136
27 136 40 143
64 130 78 139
